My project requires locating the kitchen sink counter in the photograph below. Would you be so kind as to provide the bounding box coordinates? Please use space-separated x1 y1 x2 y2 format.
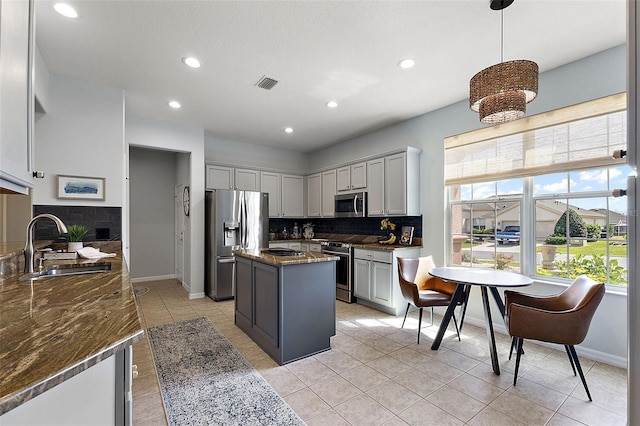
234 248 338 266
0 243 143 415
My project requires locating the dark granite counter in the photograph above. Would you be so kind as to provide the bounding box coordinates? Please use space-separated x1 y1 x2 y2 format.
269 233 423 252
234 248 338 266
0 242 143 415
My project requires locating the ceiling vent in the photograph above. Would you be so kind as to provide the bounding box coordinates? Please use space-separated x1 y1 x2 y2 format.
255 75 279 90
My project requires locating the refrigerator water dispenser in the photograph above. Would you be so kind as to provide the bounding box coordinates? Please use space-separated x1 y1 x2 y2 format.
223 221 239 246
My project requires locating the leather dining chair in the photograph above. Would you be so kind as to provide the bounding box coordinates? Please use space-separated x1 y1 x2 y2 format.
397 256 462 344
505 275 605 401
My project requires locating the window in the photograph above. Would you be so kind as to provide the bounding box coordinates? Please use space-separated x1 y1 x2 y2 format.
445 94 629 288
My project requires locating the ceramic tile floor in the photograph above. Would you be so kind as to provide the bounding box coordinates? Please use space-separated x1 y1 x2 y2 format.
131 279 627 426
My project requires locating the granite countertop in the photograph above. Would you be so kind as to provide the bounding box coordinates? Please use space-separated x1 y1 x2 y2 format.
0 244 143 415
269 233 423 251
234 249 339 266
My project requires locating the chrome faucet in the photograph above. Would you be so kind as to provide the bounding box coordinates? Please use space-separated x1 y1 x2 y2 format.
24 214 68 274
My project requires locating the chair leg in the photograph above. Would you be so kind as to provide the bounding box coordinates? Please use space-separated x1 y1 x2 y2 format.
568 345 593 401
417 308 423 344
458 285 471 332
452 312 461 341
509 337 516 360
430 307 434 326
513 338 524 386
401 303 410 329
565 345 577 376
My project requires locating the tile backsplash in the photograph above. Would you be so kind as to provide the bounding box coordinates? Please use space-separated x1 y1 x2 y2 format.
269 216 422 239
33 205 122 241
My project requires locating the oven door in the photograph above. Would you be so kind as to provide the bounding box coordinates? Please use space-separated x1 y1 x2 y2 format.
322 249 353 303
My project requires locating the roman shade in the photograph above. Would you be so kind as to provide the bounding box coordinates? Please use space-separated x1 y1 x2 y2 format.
445 93 627 185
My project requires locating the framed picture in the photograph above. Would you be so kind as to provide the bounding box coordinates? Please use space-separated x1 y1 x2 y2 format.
57 175 105 200
399 226 414 246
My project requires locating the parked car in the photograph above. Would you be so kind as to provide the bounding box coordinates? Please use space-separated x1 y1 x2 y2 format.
496 225 520 244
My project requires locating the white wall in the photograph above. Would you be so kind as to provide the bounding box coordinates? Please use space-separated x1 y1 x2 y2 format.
33 74 125 207
129 147 176 279
126 115 205 299
205 136 308 173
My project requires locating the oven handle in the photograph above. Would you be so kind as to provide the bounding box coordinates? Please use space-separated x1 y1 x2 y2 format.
322 250 351 257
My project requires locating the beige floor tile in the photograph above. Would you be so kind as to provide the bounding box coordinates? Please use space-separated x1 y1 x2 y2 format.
425 385 487 423
507 376 569 411
433 347 482 371
286 356 338 386
366 354 412 378
558 395 627 426
366 380 422 414
381 416 410 426
387 346 434 367
466 406 526 426
314 348 363 373
392 370 445 398
467 362 516 390
447 373 505 404
259 367 306 397
341 364 390 391
489 392 555 425
368 336 407 354
310 375 363 407
306 408 351 426
132 390 165 422
398 400 464 426
341 341 386 363
520 365 580 395
546 413 588 425
417 358 464 383
334 393 396 426
283 387 332 422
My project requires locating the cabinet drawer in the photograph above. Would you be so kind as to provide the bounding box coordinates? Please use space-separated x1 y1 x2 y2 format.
309 244 322 253
353 248 392 264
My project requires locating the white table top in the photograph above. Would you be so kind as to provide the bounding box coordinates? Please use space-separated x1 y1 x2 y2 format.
430 266 533 288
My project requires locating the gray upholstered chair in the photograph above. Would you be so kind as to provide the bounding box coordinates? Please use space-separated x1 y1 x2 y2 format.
505 275 605 401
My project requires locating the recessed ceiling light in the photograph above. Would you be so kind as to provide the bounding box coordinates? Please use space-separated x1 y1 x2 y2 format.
284 127 293 134
168 101 181 109
326 101 338 108
182 57 201 69
54 3 78 18
398 58 415 69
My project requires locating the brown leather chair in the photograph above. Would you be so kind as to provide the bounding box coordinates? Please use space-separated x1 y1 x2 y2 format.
397 256 461 344
505 275 605 401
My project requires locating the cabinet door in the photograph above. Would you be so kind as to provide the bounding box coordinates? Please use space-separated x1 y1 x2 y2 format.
309 243 321 253
235 168 260 191
353 258 371 299
351 162 367 189
336 166 351 192
281 174 304 217
0 0 34 194
371 261 393 307
235 256 253 326
300 243 310 252
206 165 234 189
321 170 336 217
260 171 281 217
367 158 385 216
252 262 279 349
385 153 407 215
307 173 322 217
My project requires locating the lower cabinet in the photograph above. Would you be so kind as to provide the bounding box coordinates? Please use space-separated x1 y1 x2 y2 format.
234 255 336 365
353 247 420 316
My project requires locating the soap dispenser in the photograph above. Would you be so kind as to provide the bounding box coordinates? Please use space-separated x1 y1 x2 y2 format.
292 223 300 239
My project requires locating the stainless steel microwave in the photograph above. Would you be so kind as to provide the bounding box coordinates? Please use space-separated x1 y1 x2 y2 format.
334 192 367 218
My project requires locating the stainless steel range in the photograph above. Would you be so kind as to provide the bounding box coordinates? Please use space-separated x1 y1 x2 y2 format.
321 241 353 303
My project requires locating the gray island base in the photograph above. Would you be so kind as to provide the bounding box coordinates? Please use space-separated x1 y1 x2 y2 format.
234 249 337 365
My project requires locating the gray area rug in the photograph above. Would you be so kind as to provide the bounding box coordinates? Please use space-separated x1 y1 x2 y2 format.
147 317 305 426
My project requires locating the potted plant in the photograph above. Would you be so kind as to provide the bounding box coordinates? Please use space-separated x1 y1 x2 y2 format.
66 224 89 252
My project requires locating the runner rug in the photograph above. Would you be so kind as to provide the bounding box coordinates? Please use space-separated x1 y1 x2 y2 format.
146 317 305 426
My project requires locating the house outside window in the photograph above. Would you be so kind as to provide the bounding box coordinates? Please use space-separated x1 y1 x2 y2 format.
445 93 629 288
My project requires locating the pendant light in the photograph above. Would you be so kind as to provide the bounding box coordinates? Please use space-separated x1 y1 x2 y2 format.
469 0 538 124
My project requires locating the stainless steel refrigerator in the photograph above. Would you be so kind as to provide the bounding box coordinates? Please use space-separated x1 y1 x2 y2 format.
205 189 269 300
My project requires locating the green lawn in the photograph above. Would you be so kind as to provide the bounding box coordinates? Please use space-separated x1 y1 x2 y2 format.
536 240 627 257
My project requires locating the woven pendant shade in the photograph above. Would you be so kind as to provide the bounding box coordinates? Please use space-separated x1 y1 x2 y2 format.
479 90 526 124
469 60 538 118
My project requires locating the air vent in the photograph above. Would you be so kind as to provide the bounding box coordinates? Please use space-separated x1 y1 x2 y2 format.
255 75 279 90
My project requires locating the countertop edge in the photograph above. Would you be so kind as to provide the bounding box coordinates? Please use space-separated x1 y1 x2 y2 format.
0 330 144 415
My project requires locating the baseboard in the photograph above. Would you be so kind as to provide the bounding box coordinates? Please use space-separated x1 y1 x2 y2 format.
188 292 205 300
130 274 176 283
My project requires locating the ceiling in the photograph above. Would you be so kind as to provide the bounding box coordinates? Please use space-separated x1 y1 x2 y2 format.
34 1 626 153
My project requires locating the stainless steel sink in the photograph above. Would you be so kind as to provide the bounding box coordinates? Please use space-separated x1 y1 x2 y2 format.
261 248 305 257
20 262 112 281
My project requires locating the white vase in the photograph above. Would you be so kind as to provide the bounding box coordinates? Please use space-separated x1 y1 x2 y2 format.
67 242 83 252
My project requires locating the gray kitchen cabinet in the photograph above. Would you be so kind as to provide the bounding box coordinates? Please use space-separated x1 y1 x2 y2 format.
205 165 234 189
307 173 322 217
234 253 336 365
367 158 385 216
336 162 366 192
0 0 35 194
235 168 260 191
321 169 336 217
281 174 304 217
260 171 281 217
353 247 420 315
385 149 421 216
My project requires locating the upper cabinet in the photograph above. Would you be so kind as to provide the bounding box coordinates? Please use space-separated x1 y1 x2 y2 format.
205 165 234 190
336 162 366 192
307 173 321 217
281 174 304 218
321 169 336 217
368 148 421 217
260 171 281 217
235 168 260 191
0 0 35 194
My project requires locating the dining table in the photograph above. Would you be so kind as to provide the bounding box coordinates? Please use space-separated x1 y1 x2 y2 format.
429 266 533 375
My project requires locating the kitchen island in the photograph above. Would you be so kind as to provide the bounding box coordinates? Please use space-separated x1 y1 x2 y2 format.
0 242 143 425
233 249 338 365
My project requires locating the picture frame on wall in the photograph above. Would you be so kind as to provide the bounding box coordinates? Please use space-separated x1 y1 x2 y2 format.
399 226 414 246
57 175 105 200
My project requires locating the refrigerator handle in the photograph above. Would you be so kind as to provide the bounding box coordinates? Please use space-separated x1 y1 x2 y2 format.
241 196 247 248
